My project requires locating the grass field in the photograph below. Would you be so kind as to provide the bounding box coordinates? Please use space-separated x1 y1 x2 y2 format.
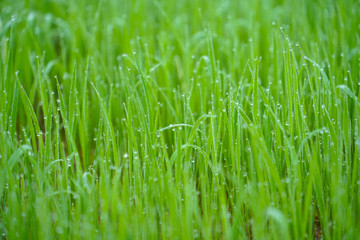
1 0 360 239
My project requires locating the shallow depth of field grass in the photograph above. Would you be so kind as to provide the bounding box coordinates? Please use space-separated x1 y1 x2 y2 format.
1 0 360 239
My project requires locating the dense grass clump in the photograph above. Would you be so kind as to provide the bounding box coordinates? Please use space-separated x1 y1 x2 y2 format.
1 0 360 239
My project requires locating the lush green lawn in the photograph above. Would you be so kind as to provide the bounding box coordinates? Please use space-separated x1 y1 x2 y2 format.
1 0 360 239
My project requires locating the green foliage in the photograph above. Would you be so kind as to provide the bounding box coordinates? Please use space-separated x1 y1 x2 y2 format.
1 0 360 239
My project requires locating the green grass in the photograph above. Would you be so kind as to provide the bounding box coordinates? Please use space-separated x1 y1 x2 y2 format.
1 0 360 239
